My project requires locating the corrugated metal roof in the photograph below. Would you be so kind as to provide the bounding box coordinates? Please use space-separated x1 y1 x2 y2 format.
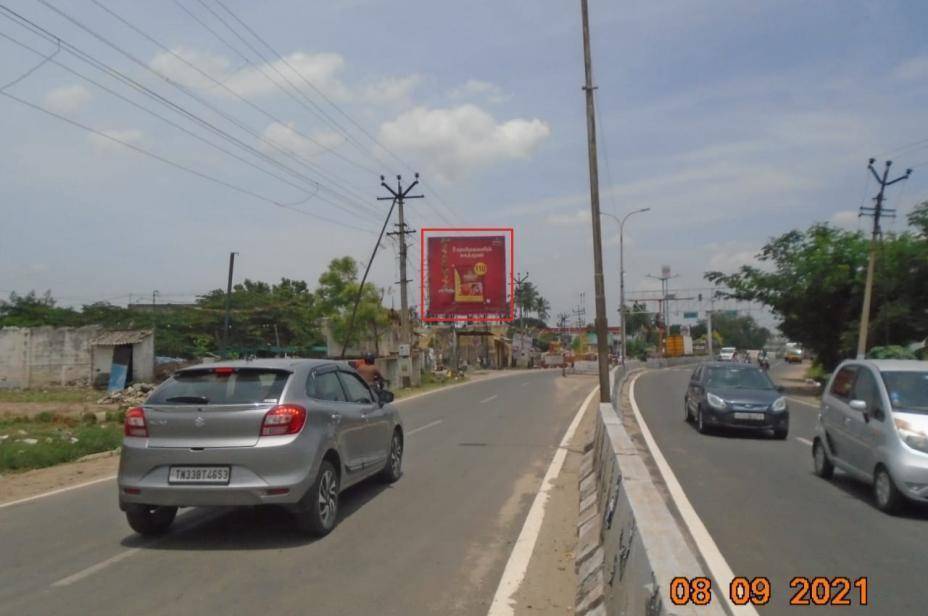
91 329 153 346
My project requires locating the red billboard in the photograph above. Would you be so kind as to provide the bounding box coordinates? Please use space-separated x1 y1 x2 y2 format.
422 231 512 321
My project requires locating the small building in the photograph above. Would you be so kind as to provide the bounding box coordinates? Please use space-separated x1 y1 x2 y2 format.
91 330 155 386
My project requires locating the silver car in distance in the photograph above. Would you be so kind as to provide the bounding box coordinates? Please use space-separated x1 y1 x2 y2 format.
117 359 403 536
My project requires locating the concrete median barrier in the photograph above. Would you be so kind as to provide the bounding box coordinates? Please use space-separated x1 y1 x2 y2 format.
574 364 727 616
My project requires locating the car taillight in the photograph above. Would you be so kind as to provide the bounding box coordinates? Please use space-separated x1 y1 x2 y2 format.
125 407 148 437
261 405 307 436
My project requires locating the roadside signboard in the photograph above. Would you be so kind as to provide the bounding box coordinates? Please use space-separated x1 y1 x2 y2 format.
424 233 511 321
683 311 699 319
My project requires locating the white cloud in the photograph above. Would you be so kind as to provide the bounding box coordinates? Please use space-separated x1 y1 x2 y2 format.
706 241 759 272
150 47 350 100
893 55 928 82
830 210 860 228
150 47 420 107
449 79 511 104
378 104 550 181
43 84 92 114
361 74 422 105
259 122 344 159
88 128 144 152
546 209 591 226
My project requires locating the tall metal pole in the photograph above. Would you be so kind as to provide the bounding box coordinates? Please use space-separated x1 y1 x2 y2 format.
602 209 650 367
856 159 911 359
580 0 611 402
221 252 237 358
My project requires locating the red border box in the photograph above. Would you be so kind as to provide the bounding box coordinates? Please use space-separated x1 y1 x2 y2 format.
420 227 515 323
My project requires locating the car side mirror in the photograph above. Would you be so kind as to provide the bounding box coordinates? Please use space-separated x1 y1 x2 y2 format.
849 399 867 412
776 385 785 393
378 389 395 406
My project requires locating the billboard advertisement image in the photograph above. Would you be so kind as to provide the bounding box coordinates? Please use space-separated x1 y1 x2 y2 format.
423 232 512 321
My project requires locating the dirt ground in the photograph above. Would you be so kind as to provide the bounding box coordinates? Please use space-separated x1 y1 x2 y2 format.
0 402 117 418
0 449 119 505
509 382 599 614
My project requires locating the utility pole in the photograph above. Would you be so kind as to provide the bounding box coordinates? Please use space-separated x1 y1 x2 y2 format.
601 208 650 366
647 266 678 355
515 272 530 331
379 174 423 386
579 0 611 402
221 251 238 358
856 159 911 359
152 289 159 307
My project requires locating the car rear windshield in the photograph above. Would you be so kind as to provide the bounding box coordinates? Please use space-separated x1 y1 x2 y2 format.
721 347 736 353
147 368 290 405
881 371 928 414
706 366 774 390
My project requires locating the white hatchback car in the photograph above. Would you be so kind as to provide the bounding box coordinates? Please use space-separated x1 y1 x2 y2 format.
813 359 928 513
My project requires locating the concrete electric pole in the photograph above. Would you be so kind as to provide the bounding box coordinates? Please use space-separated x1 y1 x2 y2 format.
579 0 611 402
856 158 912 359
379 174 423 386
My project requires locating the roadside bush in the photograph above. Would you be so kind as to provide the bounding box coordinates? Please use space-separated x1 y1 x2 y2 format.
868 345 918 360
34 411 54 423
104 409 126 423
805 363 830 384
81 412 97 425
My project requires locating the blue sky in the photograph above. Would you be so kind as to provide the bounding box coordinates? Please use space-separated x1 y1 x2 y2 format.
2 0 928 328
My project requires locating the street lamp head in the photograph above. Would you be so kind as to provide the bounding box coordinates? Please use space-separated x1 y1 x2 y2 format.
380 175 385 182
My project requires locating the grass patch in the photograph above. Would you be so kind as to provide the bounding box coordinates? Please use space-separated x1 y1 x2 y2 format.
394 372 469 400
0 387 98 404
0 414 121 472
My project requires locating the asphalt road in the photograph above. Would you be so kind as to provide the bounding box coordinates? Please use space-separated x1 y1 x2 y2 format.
632 365 928 615
0 370 596 616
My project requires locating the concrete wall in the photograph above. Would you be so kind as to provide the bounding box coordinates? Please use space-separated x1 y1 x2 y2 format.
90 337 155 384
575 362 726 616
0 326 102 388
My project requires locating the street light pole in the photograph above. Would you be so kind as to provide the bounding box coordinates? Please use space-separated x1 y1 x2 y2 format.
601 208 650 366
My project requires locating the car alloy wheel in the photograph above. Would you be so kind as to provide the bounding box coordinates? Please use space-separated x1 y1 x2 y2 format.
318 467 338 529
697 408 708 434
390 434 402 476
873 467 901 514
379 431 404 483
683 397 691 422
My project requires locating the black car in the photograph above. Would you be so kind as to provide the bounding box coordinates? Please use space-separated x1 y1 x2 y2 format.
684 362 789 439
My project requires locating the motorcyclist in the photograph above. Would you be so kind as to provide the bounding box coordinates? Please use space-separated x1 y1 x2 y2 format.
355 353 384 388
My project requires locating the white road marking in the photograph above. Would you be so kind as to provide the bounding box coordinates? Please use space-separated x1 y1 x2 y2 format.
480 394 498 404
629 373 760 616
52 548 141 587
406 419 442 436
787 396 820 409
0 475 117 510
50 509 224 588
395 370 540 406
795 436 813 446
487 380 603 616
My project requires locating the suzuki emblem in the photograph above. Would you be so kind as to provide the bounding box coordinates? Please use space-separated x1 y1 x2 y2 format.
194 416 206 428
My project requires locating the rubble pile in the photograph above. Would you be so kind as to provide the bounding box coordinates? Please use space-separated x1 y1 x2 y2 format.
97 382 155 405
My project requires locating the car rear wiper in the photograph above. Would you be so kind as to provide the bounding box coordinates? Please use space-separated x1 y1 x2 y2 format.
164 395 210 404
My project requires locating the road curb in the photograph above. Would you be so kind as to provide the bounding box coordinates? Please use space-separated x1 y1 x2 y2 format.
574 363 727 616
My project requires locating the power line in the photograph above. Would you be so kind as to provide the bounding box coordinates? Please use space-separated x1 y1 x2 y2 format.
196 0 386 174
0 89 375 233
90 0 378 212
27 0 379 219
210 0 461 227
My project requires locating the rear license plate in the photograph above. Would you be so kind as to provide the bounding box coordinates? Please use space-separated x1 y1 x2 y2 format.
733 412 766 421
168 466 230 485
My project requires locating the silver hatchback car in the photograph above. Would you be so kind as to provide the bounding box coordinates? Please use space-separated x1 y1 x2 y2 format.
813 359 928 513
118 359 403 536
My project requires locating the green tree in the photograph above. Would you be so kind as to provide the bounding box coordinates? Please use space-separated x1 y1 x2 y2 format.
706 219 928 369
315 257 391 352
706 313 770 349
